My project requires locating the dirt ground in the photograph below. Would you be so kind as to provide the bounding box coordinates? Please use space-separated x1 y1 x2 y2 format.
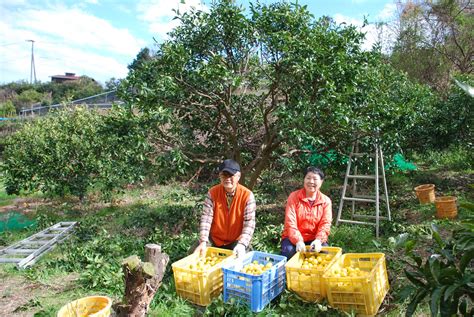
0 198 51 215
0 272 79 316
0 197 78 316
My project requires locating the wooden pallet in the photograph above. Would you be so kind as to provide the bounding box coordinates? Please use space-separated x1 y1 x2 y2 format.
0 221 77 269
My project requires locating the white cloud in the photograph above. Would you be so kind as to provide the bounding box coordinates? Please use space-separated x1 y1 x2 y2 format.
333 14 376 50
0 0 27 6
377 3 397 21
333 13 396 53
136 0 208 40
16 6 144 56
0 3 145 84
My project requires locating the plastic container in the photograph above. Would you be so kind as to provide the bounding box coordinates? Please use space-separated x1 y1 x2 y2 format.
172 247 233 306
222 251 287 312
414 184 435 204
435 196 457 219
323 253 389 316
57 296 112 317
285 246 342 301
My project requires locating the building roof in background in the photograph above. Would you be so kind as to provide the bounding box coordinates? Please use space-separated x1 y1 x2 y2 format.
51 72 81 81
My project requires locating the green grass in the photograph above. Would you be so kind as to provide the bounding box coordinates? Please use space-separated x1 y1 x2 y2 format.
412 145 474 172
0 148 472 316
0 179 16 207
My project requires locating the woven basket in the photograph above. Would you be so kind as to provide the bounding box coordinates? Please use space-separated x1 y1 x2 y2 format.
414 184 435 204
435 196 457 219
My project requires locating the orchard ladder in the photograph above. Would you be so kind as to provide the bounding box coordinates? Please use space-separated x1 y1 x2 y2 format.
0 221 77 269
335 139 391 237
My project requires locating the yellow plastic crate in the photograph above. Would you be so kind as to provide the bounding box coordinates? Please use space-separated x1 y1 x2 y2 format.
172 247 234 306
322 253 389 316
285 246 342 301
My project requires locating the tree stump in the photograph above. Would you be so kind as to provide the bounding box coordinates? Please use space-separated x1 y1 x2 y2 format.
114 243 170 317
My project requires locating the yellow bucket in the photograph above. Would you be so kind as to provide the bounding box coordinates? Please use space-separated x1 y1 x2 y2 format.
57 296 112 317
414 184 435 204
435 196 458 219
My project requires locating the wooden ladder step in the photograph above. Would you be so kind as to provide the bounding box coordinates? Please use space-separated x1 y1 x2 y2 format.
0 258 25 263
4 249 38 254
352 214 390 220
352 195 387 201
343 197 376 203
36 233 58 237
347 175 379 180
350 153 375 157
22 240 53 246
337 219 377 226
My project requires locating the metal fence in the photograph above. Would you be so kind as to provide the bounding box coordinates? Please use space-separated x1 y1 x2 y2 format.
19 90 123 117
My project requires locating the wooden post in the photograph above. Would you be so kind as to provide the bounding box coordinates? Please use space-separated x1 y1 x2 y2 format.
114 244 169 317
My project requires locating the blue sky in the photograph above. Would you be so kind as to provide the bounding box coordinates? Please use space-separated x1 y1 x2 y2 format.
0 0 397 86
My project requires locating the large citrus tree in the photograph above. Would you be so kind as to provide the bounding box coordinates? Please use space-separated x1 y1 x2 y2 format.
121 0 431 188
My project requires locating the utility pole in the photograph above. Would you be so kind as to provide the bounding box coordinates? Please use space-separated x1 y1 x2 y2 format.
26 39 37 84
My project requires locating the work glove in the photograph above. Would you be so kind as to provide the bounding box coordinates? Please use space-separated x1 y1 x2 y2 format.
194 241 207 257
295 241 306 253
310 239 322 253
233 243 246 258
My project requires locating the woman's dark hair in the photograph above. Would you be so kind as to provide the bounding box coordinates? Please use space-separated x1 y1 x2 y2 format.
304 166 325 180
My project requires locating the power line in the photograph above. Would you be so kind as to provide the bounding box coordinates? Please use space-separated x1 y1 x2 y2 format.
0 42 24 47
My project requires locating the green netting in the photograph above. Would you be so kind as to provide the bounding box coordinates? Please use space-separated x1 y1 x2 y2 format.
0 211 37 232
307 151 416 171
390 153 417 171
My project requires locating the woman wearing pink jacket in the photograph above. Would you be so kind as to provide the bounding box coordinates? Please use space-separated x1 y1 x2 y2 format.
281 167 332 259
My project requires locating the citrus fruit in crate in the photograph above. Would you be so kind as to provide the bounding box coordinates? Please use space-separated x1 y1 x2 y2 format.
172 247 233 306
285 246 342 302
189 255 224 271
240 260 273 275
323 253 389 316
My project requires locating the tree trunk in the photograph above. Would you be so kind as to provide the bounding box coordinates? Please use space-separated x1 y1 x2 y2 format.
247 156 270 190
114 244 169 317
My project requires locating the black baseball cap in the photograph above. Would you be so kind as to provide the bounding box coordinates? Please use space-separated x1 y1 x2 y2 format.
219 159 240 175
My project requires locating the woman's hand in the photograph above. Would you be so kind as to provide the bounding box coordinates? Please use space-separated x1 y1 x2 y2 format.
310 239 322 252
296 241 306 252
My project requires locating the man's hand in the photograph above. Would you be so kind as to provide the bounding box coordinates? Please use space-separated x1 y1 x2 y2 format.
194 241 207 257
310 239 322 253
296 241 306 253
233 243 246 258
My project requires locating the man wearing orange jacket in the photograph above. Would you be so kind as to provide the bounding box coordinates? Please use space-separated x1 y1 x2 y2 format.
281 166 332 259
194 159 256 258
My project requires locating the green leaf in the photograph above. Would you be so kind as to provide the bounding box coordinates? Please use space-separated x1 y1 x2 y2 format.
429 256 441 283
430 286 444 316
459 297 467 315
413 254 423 267
443 284 458 302
405 239 417 254
459 249 474 273
397 285 416 301
431 223 444 248
406 289 428 317
405 269 427 288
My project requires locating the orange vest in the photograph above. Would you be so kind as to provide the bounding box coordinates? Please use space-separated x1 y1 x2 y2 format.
209 183 251 246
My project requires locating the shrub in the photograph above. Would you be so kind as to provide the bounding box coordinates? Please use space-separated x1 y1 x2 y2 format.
1 106 150 200
398 217 474 316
